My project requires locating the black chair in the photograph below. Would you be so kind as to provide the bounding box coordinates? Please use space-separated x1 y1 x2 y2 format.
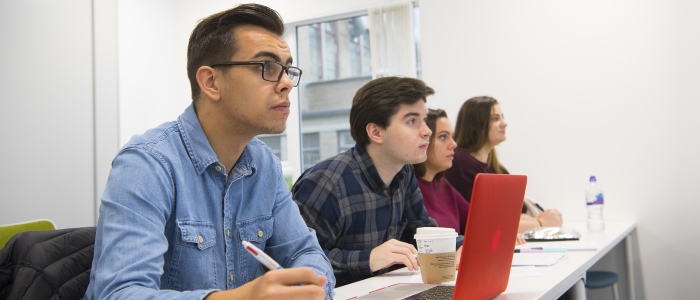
0 226 96 300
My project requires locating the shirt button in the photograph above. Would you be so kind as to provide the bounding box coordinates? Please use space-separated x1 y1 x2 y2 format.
215 165 222 172
257 230 263 237
229 274 234 282
198 236 204 244
226 229 231 237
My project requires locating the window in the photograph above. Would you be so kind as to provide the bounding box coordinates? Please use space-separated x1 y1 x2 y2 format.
302 133 320 171
289 4 421 179
257 135 286 161
337 130 354 154
296 15 372 171
258 134 293 190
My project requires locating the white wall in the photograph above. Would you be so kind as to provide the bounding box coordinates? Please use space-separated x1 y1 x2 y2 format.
117 0 185 144
3 0 697 298
94 0 121 220
117 0 405 145
117 0 405 179
421 1 700 299
117 0 700 298
0 0 97 229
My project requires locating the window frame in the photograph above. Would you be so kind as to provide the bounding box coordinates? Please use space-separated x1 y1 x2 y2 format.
284 3 420 181
284 9 369 180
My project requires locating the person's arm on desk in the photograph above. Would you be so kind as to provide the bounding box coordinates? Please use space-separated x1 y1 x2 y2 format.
293 172 424 285
293 176 376 285
370 239 420 272
518 209 564 233
455 246 463 270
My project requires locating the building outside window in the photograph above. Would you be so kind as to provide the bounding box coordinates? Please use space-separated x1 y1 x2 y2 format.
253 4 421 180
296 15 372 169
337 130 354 154
295 8 420 170
302 132 321 171
257 134 286 161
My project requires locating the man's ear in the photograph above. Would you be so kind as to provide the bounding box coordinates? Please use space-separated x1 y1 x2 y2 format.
196 66 221 102
366 123 384 145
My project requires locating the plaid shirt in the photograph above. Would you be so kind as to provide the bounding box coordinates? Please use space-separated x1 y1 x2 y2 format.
292 144 438 287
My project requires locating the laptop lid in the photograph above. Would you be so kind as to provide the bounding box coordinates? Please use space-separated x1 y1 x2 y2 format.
453 173 527 299
354 173 527 300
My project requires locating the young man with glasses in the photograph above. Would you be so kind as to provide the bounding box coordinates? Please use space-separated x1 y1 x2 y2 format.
86 4 333 300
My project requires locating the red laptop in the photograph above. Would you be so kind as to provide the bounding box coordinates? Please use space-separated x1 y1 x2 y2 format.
355 173 527 300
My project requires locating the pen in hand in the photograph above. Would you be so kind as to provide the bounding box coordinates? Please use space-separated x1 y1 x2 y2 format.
242 240 283 270
534 203 545 212
242 241 308 287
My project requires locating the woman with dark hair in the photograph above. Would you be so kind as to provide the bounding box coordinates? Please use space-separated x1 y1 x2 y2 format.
444 96 563 232
413 109 469 235
414 109 525 244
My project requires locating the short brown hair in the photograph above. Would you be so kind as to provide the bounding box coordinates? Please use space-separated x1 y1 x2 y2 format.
187 4 285 101
349 77 435 147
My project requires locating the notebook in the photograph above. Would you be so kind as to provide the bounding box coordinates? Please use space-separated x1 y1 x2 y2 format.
355 173 527 300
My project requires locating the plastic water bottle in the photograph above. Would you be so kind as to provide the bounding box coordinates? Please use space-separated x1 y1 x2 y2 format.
585 176 605 232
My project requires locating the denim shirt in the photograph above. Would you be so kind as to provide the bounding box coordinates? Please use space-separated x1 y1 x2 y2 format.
86 105 335 300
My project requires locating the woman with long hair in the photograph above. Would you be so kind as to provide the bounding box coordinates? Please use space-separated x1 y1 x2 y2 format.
413 109 470 235
414 108 525 244
444 96 562 232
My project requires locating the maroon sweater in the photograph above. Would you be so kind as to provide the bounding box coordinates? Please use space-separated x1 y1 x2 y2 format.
444 148 500 202
417 177 470 235
444 148 526 213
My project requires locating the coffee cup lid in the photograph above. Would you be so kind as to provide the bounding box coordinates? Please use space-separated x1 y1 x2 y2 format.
414 227 457 239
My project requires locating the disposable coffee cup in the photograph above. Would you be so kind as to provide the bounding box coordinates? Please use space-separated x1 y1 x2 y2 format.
414 227 457 283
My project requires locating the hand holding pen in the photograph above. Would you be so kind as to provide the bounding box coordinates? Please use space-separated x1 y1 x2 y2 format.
242 240 283 270
227 241 327 300
532 202 564 227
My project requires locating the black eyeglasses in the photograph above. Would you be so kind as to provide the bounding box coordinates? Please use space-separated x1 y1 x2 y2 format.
209 61 303 87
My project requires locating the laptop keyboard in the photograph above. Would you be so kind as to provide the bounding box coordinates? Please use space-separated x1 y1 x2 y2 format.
403 286 454 300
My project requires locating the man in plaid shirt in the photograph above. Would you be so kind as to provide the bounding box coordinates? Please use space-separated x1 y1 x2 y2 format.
292 77 463 287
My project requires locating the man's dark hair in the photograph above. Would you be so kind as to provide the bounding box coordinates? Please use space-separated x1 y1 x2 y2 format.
187 3 285 101
349 77 435 147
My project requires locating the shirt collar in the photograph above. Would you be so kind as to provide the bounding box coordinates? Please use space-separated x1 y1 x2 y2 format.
177 105 218 175
177 104 257 176
230 144 256 180
352 144 408 193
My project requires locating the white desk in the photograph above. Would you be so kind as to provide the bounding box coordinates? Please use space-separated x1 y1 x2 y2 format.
333 221 636 300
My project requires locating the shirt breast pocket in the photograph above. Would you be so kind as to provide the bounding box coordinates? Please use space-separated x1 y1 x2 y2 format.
236 215 274 280
178 221 217 249
170 221 218 290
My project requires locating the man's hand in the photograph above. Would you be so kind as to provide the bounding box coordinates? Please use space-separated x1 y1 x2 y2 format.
537 209 563 227
369 239 419 272
205 267 327 300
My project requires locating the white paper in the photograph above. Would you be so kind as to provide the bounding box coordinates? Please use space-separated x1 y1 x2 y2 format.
516 241 598 251
512 253 566 266
510 266 542 278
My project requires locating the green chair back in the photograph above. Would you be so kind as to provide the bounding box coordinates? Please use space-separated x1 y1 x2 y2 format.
0 219 56 249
